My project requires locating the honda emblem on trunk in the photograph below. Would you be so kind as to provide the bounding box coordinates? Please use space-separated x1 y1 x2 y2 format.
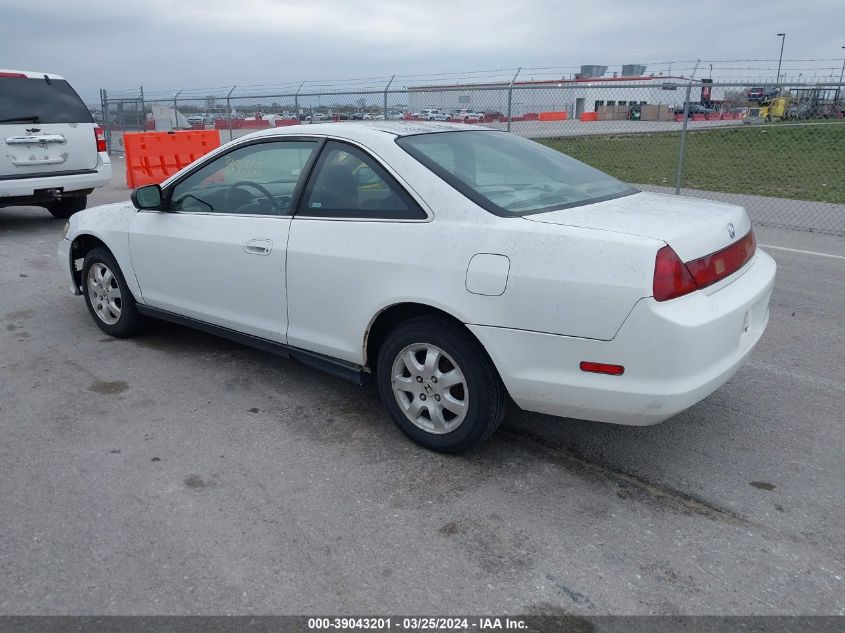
727 223 736 239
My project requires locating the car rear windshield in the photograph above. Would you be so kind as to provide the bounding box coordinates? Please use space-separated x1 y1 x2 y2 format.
396 130 636 216
0 77 93 124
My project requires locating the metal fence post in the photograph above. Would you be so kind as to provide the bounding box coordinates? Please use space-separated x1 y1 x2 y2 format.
674 60 700 195
139 86 145 132
173 89 182 130
100 89 111 154
506 67 521 133
294 82 303 121
226 85 236 141
384 75 395 120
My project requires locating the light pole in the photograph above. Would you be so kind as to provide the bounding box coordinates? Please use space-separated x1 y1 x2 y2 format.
775 33 786 85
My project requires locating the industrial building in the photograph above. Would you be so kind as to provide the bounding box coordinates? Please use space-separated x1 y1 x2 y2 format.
407 64 721 120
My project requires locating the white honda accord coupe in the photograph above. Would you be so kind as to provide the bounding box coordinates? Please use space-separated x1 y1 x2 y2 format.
58 122 775 452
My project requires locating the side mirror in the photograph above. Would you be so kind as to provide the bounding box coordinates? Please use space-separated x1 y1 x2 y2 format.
131 184 163 210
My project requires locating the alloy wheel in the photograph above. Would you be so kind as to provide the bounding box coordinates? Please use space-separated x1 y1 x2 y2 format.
87 262 122 325
391 343 468 434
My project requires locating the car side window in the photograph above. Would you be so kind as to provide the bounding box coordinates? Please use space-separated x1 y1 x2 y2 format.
299 141 425 220
168 140 318 215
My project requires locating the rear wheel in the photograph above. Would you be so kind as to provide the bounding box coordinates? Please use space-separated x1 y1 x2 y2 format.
46 195 87 219
81 247 140 337
376 316 506 453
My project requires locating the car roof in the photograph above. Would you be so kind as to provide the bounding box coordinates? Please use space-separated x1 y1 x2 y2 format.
0 69 66 80
247 121 492 141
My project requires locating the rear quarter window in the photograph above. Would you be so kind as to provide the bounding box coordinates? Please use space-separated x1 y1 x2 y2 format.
0 77 93 124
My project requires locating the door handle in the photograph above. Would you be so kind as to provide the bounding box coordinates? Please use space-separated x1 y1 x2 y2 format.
244 238 272 256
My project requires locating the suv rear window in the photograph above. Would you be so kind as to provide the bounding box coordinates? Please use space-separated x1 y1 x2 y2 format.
0 77 93 124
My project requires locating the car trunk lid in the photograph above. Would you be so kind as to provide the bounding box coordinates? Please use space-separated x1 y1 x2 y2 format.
522 190 751 262
2 122 98 177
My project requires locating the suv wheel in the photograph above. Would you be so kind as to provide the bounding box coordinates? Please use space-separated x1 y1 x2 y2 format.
46 196 87 219
376 316 506 453
81 247 141 337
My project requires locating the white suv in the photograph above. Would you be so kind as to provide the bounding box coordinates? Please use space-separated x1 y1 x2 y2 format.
1 69 111 218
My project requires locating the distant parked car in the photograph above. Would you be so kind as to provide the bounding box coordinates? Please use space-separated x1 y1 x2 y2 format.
674 104 715 117
747 87 779 102
419 108 449 121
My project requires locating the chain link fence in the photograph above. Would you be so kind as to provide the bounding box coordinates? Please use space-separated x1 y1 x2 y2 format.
96 73 845 235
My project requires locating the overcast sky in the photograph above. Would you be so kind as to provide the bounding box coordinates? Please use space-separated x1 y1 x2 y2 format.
2 0 843 101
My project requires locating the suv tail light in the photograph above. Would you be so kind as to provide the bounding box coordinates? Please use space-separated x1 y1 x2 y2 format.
94 126 106 152
0 72 27 78
653 230 756 302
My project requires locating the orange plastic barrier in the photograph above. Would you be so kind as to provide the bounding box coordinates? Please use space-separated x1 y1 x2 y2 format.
579 112 598 122
539 111 568 121
124 131 220 188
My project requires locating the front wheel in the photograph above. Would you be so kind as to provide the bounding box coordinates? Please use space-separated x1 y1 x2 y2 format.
81 247 141 337
376 317 506 453
46 195 87 219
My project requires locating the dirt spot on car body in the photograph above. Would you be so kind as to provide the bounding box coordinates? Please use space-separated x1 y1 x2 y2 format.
87 380 129 395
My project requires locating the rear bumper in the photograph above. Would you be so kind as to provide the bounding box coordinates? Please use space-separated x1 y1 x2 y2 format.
471 249 776 425
0 152 111 202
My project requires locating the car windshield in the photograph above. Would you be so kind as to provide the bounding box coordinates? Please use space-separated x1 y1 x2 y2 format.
0 77 93 124
396 130 636 216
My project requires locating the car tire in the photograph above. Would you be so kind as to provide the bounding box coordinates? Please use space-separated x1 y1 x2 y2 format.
81 247 141 338
376 316 506 453
46 195 87 219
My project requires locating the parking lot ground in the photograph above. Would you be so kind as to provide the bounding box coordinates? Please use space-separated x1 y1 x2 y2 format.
0 186 843 615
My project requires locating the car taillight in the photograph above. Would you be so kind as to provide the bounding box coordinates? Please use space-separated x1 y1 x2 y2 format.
94 126 106 152
0 72 27 78
685 230 756 290
653 230 756 302
653 245 698 301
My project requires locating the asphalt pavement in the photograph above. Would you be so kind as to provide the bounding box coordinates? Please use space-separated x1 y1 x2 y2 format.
0 176 842 615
